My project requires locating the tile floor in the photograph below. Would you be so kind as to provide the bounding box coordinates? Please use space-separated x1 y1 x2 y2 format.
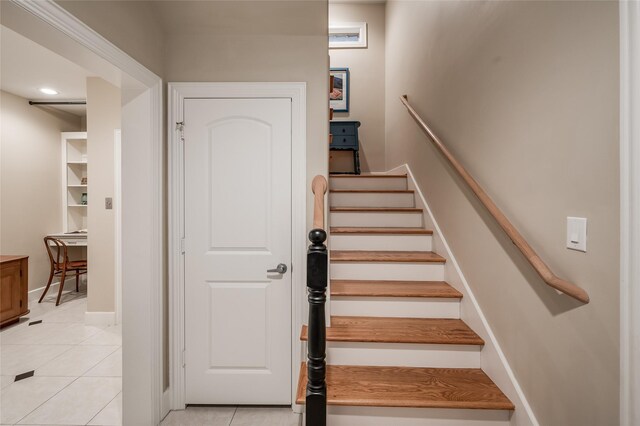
161 406 301 426
1 289 301 426
0 289 122 426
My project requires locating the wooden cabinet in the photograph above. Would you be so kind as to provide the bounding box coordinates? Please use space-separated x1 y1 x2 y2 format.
330 121 361 175
0 255 29 327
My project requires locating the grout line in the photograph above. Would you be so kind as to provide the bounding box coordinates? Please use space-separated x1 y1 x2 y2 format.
81 345 122 378
12 374 84 425
4 343 77 373
86 390 121 425
45 344 121 378
75 325 110 346
229 406 238 425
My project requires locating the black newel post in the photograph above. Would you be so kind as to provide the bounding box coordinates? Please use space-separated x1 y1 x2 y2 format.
306 228 327 426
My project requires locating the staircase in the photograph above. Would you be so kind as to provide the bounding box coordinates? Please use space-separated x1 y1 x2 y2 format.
297 174 514 425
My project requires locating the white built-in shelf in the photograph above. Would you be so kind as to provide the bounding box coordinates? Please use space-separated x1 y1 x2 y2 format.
62 132 88 233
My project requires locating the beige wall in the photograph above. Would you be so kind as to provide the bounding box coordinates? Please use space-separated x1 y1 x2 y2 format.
329 3 385 173
160 0 329 230
86 77 121 313
385 1 619 424
0 90 82 291
55 1 165 78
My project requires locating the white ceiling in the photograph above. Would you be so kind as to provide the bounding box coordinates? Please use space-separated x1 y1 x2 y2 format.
1 25 93 116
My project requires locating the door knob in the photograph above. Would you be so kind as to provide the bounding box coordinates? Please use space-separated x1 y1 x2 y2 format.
267 263 288 274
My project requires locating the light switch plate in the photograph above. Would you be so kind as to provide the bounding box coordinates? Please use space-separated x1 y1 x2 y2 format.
566 217 587 252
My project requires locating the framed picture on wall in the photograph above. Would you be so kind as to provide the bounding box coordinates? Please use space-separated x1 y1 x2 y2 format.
330 68 350 113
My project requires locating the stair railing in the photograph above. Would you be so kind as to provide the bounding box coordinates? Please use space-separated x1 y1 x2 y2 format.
306 175 328 426
400 95 590 304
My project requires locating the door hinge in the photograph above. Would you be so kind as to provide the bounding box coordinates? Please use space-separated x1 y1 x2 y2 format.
177 121 185 143
182 349 186 367
180 238 186 254
20 300 22 307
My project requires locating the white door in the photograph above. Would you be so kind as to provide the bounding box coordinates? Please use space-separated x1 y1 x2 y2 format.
184 98 292 404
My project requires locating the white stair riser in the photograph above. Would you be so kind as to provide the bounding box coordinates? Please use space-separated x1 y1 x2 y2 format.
331 262 444 281
330 192 415 208
330 177 407 191
330 212 423 228
331 297 459 318
326 342 480 368
320 407 511 426
330 234 432 251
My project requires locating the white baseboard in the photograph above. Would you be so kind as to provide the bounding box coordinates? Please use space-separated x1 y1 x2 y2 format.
161 388 172 420
28 277 84 302
388 163 538 426
29 282 60 302
85 311 116 326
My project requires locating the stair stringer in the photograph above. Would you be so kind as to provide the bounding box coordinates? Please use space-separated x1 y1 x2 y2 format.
386 164 539 426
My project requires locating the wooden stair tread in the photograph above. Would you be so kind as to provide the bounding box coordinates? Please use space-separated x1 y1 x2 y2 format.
331 280 462 298
301 316 484 345
331 227 433 235
330 174 407 178
296 363 514 410
329 189 414 193
331 250 445 263
330 207 422 212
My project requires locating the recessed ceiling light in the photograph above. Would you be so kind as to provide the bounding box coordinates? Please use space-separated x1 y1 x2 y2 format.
39 88 58 95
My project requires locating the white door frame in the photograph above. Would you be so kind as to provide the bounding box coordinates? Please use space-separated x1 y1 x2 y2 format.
114 129 122 325
620 1 640 425
9 2 165 424
168 83 307 410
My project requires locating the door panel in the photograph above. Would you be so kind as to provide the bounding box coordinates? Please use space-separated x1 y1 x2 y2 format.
207 117 272 251
184 98 292 404
207 282 270 369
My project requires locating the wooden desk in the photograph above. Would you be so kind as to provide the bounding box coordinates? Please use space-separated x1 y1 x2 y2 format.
0 255 29 327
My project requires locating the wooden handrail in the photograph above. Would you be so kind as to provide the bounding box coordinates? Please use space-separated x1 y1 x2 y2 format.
312 175 328 230
400 95 590 304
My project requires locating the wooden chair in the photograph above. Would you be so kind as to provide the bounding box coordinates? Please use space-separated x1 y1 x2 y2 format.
40 237 87 306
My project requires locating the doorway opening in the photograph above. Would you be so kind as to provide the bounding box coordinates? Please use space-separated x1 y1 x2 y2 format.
0 1 164 424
